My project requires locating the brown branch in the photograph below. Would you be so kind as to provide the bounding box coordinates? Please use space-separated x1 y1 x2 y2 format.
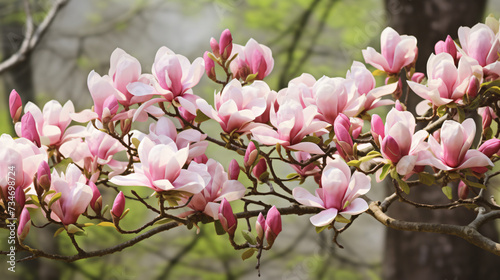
367 201 500 256
0 0 69 74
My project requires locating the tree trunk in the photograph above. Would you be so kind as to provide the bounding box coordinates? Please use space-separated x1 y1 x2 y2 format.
383 1 500 279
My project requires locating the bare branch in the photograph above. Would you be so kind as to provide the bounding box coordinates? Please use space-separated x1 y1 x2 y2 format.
0 0 68 74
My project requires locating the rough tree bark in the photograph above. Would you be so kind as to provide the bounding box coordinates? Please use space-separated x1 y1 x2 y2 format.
383 1 500 279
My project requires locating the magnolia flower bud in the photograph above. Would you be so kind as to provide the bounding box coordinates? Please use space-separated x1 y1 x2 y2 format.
21 112 41 147
435 35 458 63
458 181 469 200
411 72 425 84
395 100 405 111
102 95 119 124
37 161 51 192
252 158 267 181
219 29 233 61
193 154 208 164
89 181 102 214
466 76 480 99
478 139 500 157
244 142 258 167
218 198 237 237
264 206 282 247
370 114 384 146
481 107 494 131
381 135 402 163
203 51 216 81
9 89 22 123
228 159 240 180
210 37 220 58
111 191 125 220
18 208 31 241
15 187 25 216
255 212 266 242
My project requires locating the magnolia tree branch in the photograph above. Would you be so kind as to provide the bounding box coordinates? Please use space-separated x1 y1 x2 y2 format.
14 205 321 262
367 201 500 256
0 0 68 74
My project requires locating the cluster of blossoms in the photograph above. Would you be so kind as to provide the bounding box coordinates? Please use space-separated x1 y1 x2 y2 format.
4 16 500 272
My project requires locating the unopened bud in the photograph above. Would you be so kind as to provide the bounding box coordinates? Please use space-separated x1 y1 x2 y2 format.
9 89 22 123
228 159 240 180
111 191 125 220
204 51 216 81
21 112 41 147
458 181 469 200
37 161 51 192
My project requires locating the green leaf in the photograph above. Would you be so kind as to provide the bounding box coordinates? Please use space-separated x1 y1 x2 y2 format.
335 214 351 224
258 171 270 182
131 137 141 148
214 220 226 235
301 135 321 144
67 224 84 234
457 107 465 123
194 109 211 123
245 73 259 84
241 248 256 261
29 195 40 207
41 190 56 202
379 163 392 181
398 179 410 194
441 186 453 200
372 69 386 76
315 225 329 233
53 227 65 238
437 105 447 117
241 230 257 245
418 172 436 186
48 193 62 209
286 173 299 179
463 179 486 189
153 218 173 226
53 158 73 174
448 172 461 180
97 222 116 228
347 160 361 168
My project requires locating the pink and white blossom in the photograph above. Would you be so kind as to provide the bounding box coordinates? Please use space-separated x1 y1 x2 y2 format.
182 159 245 219
293 157 371 227
16 100 82 147
109 137 205 194
49 164 93 225
230 38 274 80
196 79 269 134
251 99 329 154
372 108 429 176
362 27 417 74
423 119 493 171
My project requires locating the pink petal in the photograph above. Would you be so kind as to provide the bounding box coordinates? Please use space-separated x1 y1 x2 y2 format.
310 208 338 227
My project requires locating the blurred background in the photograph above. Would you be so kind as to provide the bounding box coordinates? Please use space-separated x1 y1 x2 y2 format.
1 0 500 279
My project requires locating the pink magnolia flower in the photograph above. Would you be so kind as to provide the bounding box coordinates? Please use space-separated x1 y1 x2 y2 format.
109 137 205 194
244 141 258 167
408 53 483 111
49 164 93 225
373 108 429 176
362 27 417 74
458 23 500 67
424 119 493 171
15 100 83 147
143 117 208 161
21 112 40 147
290 151 320 178
127 46 204 107
183 159 245 219
345 61 397 111
196 79 269 134
230 38 274 80
0 134 46 201
60 125 127 178
251 99 329 154
9 89 22 122
333 113 363 161
108 48 151 107
293 157 371 227
312 77 363 124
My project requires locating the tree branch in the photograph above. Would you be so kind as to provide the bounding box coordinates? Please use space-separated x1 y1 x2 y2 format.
367 201 500 256
0 0 68 74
